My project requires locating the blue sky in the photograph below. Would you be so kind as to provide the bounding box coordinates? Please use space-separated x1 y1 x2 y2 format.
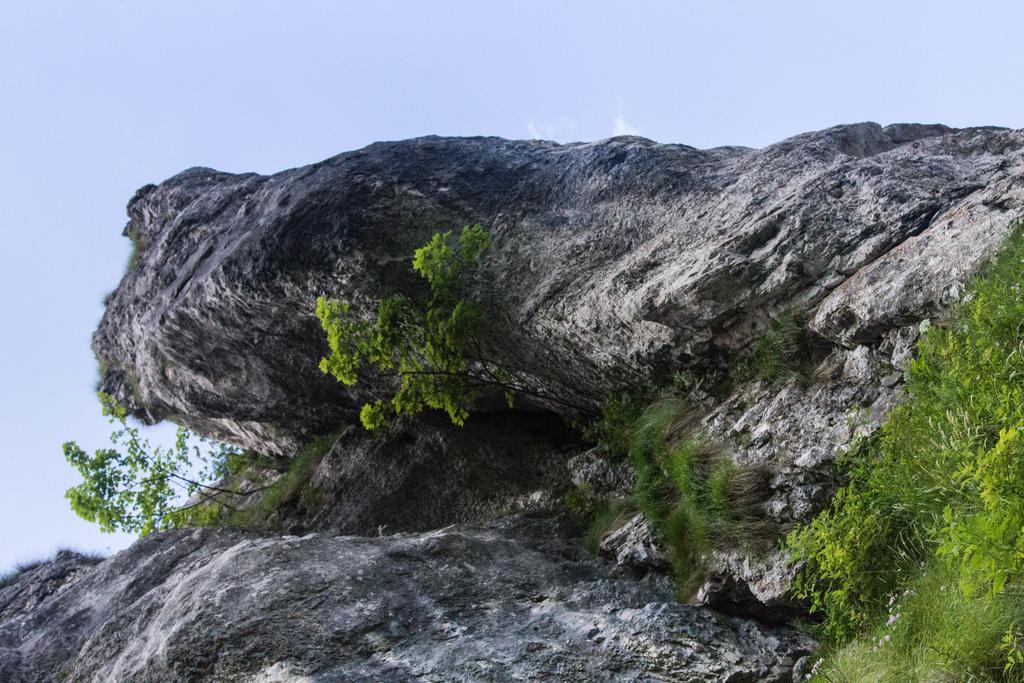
1 0 1022 568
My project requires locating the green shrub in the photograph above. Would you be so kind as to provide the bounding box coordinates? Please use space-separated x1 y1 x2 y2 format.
628 399 770 596
580 391 646 459
174 500 225 528
809 562 1024 682
789 219 1024 678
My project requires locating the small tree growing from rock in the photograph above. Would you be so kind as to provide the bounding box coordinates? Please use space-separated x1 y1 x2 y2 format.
317 224 592 429
63 393 249 534
316 224 523 430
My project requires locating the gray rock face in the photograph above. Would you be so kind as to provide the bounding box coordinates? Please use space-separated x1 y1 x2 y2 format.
598 512 668 574
94 123 1024 454
284 411 580 535
685 329 918 612
63 123 1024 679
0 515 814 682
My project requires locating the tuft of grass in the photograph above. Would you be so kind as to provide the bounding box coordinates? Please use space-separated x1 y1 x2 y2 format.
628 399 771 597
126 227 151 271
735 311 802 381
228 431 341 530
583 500 632 554
563 482 631 553
0 562 39 590
0 549 105 590
732 309 829 385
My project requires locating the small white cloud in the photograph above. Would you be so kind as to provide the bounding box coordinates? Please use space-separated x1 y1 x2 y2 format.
526 117 577 141
612 114 641 137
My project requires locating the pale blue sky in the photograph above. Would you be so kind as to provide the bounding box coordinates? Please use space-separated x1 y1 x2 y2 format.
1 0 1022 568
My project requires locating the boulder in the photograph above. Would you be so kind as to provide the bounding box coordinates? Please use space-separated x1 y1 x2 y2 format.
63 123 1024 676
94 124 1024 454
0 516 814 682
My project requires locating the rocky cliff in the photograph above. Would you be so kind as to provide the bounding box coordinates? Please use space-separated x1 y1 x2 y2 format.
4 122 1023 681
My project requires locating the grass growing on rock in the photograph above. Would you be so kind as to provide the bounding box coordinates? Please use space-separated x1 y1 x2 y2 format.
732 309 830 385
628 399 770 596
0 549 105 590
788 219 1024 680
810 562 1024 682
575 373 773 592
227 431 341 530
0 560 43 590
563 484 634 554
125 226 150 271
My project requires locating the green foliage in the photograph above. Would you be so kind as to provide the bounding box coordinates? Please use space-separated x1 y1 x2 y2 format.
317 225 503 430
581 391 646 459
582 371 707 459
174 500 225 528
789 220 1024 678
808 563 1024 682
63 392 242 534
628 399 769 597
733 310 811 383
228 431 339 530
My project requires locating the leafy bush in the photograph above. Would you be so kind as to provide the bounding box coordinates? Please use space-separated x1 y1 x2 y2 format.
628 399 770 596
789 220 1024 678
317 225 514 430
64 393 244 534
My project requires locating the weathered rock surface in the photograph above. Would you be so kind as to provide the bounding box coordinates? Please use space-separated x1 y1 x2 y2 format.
686 328 916 612
0 515 814 682
598 512 668 574
56 123 1024 679
280 411 580 535
95 123 1024 455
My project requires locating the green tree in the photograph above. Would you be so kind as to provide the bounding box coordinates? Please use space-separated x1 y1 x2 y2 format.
317 224 524 430
64 392 245 534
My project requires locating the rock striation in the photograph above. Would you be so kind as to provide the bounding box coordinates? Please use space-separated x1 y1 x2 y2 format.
13 122 1023 680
